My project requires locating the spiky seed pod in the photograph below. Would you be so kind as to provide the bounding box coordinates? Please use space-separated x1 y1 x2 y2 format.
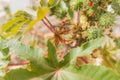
87 8 95 16
87 27 103 39
99 13 115 27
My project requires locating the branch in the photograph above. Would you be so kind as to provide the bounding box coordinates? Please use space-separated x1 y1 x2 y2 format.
42 19 56 34
8 61 29 66
45 17 53 27
42 18 68 53
77 10 80 26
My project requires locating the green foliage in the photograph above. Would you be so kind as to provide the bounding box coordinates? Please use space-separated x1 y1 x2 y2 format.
68 38 104 64
1 47 9 56
4 6 11 16
86 8 95 16
48 0 60 7
115 39 120 48
50 0 68 19
0 51 9 77
37 7 49 20
70 0 83 10
0 38 117 80
4 65 120 80
1 6 50 37
112 0 120 15
47 40 59 68
1 11 32 38
50 0 74 19
40 0 60 7
0 38 107 80
25 6 49 33
91 0 100 3
14 11 32 19
116 60 120 72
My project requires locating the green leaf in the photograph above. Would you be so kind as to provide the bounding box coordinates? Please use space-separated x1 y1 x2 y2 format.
3 40 56 79
4 68 53 80
70 0 83 10
37 6 49 20
63 65 120 80
0 77 4 80
0 60 9 77
66 2 74 19
1 47 9 56
115 39 120 48
0 40 9 50
4 65 120 80
48 0 60 7
14 10 32 19
116 61 120 68
2 17 26 32
40 0 48 7
1 11 32 38
40 0 60 8
8 40 54 71
4 69 41 80
68 37 104 63
50 0 68 19
24 19 40 34
115 60 120 73
48 0 56 6
2 20 28 38
112 0 120 15
0 38 119 80
0 60 9 70
24 6 49 33
47 40 59 68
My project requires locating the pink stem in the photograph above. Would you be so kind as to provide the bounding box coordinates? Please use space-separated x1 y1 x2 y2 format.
77 10 80 25
8 61 29 66
42 18 68 53
42 19 56 34
45 17 53 27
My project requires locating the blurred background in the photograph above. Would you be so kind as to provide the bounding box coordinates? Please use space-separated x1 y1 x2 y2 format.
0 0 40 25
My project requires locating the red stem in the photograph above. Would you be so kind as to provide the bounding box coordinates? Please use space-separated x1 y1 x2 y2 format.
45 17 53 28
42 19 56 34
77 10 80 25
42 18 68 53
79 57 88 64
44 17 58 34
8 61 29 66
